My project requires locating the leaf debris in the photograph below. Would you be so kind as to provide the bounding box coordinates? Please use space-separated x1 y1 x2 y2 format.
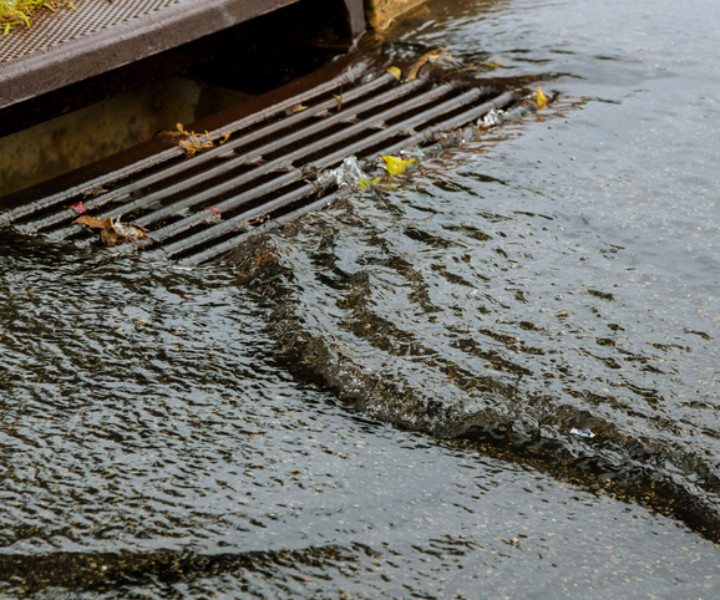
381 155 416 176
155 123 231 157
405 49 452 82
386 66 402 80
536 85 549 110
73 215 152 247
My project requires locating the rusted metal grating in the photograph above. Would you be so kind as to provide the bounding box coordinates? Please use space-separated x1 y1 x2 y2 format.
0 55 533 265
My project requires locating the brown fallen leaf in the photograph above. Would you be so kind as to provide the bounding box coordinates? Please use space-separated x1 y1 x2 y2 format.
73 215 151 247
82 188 108 198
101 227 118 247
154 123 231 157
405 49 452 82
73 215 111 230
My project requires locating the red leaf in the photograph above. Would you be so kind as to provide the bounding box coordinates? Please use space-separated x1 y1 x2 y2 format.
69 201 88 215
205 206 222 219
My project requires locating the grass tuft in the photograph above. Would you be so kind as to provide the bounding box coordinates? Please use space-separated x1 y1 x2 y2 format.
0 0 74 35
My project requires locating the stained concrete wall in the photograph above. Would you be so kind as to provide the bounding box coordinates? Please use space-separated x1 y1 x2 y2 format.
0 77 248 197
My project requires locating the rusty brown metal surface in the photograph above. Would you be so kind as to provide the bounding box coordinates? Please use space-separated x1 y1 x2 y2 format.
0 0 306 112
0 52 532 265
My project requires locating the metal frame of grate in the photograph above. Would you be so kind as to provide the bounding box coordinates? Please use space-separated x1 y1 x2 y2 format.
0 59 528 265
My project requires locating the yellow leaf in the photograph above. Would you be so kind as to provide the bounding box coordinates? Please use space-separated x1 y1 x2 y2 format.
291 104 308 114
381 155 416 176
536 85 548 110
386 66 402 80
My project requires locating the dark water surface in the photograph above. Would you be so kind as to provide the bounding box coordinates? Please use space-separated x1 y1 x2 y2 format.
2 0 720 597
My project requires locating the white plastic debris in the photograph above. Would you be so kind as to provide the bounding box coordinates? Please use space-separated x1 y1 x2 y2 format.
569 427 596 439
316 155 368 188
481 108 505 128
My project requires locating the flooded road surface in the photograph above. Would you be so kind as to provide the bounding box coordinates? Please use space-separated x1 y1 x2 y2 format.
2 0 720 597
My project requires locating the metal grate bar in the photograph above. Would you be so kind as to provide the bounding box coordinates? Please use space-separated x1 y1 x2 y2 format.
0 58 372 228
26 68 394 236
54 78 465 243
90 170 308 247
67 84 500 259
378 89 522 156
180 190 345 265
169 90 520 264
44 74 432 240
157 181 322 259
1 57 538 265
124 86 499 262
132 85 489 245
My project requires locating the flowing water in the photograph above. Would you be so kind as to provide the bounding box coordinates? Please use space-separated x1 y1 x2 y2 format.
2 0 720 597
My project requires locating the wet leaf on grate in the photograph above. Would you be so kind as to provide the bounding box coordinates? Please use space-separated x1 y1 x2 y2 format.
405 49 452 82
73 216 110 230
536 85 549 110
386 66 402 80
154 124 231 157
381 155 416 176
73 215 151 247
357 178 382 190
82 188 109 198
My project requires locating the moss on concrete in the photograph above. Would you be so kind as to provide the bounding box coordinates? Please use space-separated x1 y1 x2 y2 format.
0 0 73 35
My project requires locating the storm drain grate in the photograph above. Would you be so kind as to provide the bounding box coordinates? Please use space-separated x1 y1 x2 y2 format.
0 56 533 265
